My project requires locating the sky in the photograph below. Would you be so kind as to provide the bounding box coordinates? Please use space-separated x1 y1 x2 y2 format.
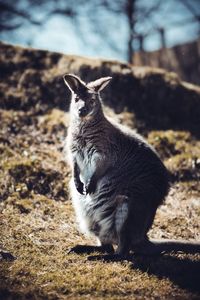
1 0 200 61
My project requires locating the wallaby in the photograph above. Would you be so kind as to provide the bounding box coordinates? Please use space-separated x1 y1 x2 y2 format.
63 74 200 260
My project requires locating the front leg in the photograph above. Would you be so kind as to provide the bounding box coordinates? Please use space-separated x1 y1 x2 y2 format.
74 162 84 195
85 174 97 194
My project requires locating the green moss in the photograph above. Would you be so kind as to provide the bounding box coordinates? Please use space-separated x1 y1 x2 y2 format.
164 71 180 85
0 151 69 202
38 109 68 135
166 153 200 181
0 145 16 159
148 130 200 181
148 130 192 159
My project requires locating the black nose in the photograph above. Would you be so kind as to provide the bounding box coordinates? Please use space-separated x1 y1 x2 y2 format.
78 107 87 116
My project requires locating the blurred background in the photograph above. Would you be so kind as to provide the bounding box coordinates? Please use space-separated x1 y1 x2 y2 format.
0 0 200 84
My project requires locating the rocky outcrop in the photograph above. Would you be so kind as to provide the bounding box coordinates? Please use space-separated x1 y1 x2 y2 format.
1 41 200 135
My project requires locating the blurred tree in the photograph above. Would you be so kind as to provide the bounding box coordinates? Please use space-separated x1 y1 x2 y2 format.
0 0 199 62
0 0 40 30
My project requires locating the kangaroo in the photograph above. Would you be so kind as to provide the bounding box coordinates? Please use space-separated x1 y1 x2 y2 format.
63 74 200 260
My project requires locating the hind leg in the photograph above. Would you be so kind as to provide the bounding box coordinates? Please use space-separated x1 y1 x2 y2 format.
88 195 131 261
88 221 132 261
130 201 158 254
104 196 157 258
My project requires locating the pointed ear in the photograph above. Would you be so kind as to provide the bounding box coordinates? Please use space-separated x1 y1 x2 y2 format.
63 74 86 93
87 77 112 93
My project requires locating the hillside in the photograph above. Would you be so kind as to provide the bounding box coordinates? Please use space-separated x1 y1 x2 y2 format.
0 42 200 300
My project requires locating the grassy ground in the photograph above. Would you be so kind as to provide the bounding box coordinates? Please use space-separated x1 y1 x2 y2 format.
0 107 200 300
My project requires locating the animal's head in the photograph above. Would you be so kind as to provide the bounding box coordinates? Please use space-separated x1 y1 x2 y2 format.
63 74 112 119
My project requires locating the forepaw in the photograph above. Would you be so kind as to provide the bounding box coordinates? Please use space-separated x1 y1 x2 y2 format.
75 182 84 195
85 179 96 194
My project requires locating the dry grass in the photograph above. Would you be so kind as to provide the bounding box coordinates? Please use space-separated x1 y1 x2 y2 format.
0 183 200 300
0 107 200 300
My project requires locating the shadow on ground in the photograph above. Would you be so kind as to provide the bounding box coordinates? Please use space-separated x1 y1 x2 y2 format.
132 254 200 293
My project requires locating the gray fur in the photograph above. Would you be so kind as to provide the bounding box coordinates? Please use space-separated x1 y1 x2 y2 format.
64 74 200 257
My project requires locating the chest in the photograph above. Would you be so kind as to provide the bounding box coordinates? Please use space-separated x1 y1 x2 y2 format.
70 135 97 169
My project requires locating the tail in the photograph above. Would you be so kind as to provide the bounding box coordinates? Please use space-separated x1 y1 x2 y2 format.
135 239 200 255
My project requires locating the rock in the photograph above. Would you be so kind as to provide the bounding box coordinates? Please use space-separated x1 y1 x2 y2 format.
0 250 16 261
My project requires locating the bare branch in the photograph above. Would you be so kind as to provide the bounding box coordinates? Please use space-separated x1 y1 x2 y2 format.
48 8 76 18
137 0 162 20
0 23 22 31
0 1 42 27
180 0 200 21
